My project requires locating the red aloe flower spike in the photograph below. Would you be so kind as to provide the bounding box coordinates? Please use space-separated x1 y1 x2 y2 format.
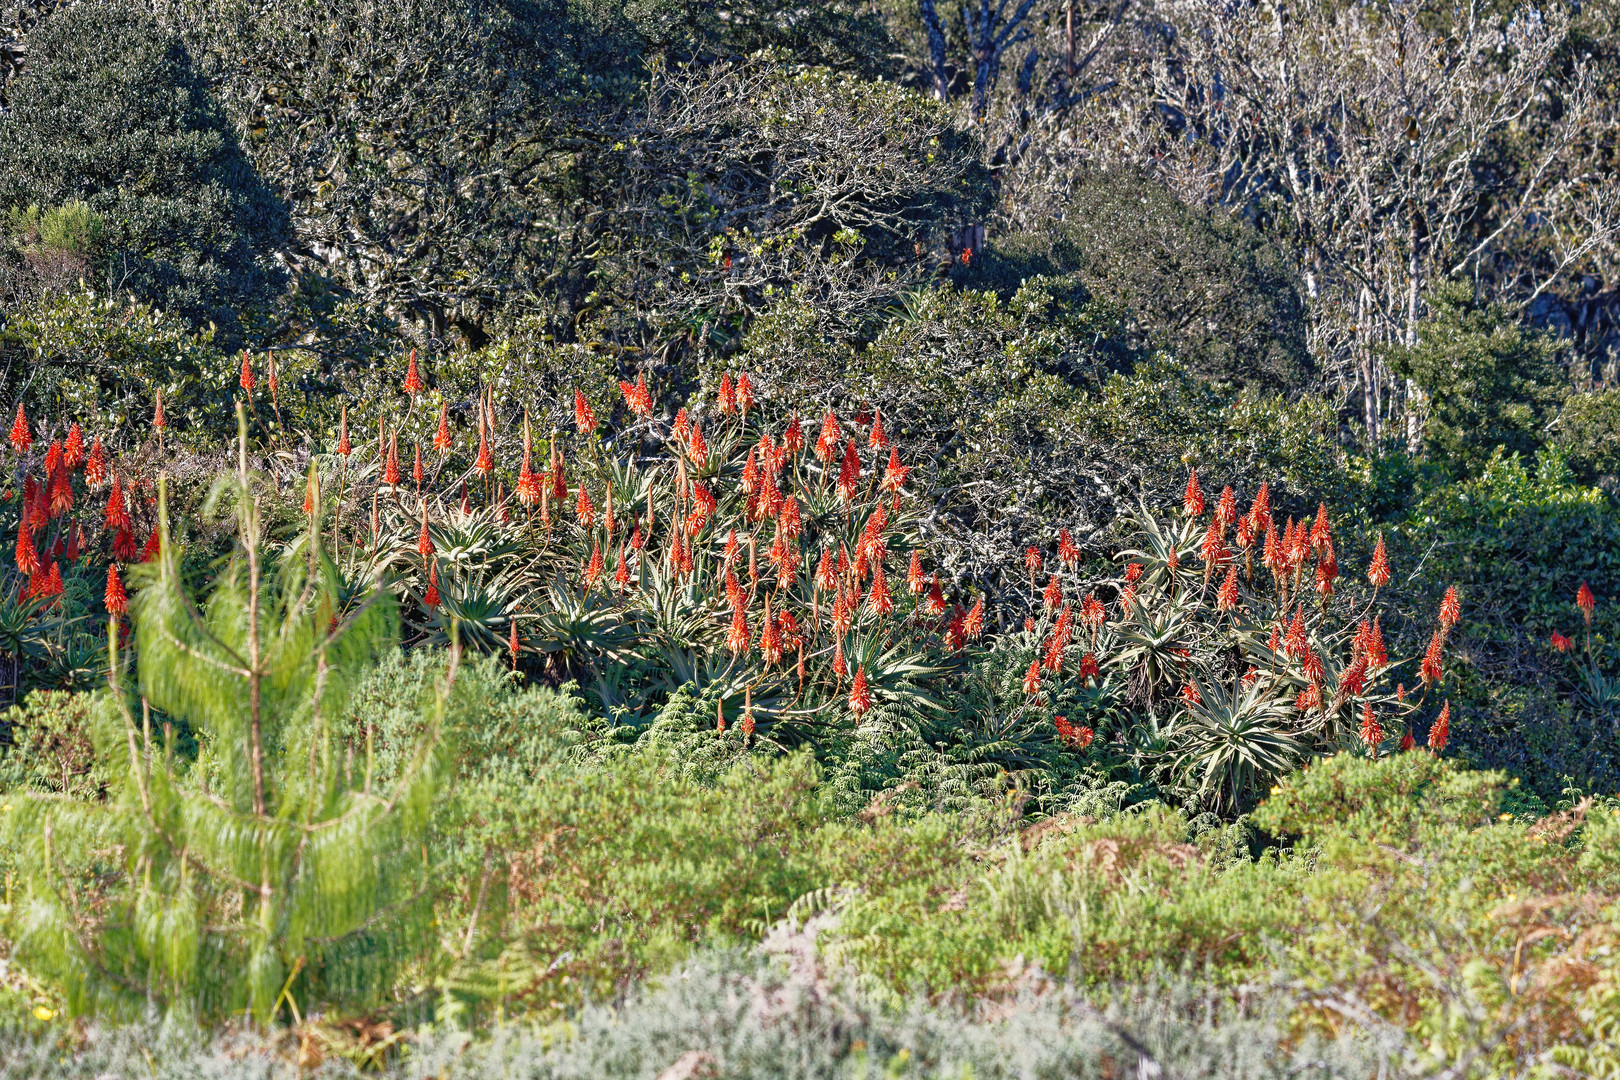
1420 629 1445 687
850 666 873 714
1577 582 1596 626
267 352 279 397
907 550 925 595
1429 701 1450 752
43 440 61 475
815 548 836 591
104 563 128 615
424 563 440 608
104 475 132 532
718 373 737 414
726 606 750 655
8 403 31 453
1248 482 1271 533
814 409 840 462
964 596 985 640
1551 630 1573 653
583 542 605 589
1283 609 1307 656
1180 682 1201 706
836 438 860 503
783 414 804 453
1058 529 1080 568
1438 585 1461 631
336 405 352 457
384 434 401 486
687 421 708 467
112 526 135 562
417 507 435 557
574 389 597 434
239 351 255 392
403 350 424 395
882 446 910 493
15 521 40 577
413 444 424 486
84 439 107 486
1359 702 1382 753
672 408 691 444
869 408 888 450
1043 574 1062 611
1183 469 1205 516
1368 532 1391 587
1024 546 1042 577
760 598 783 664
1309 503 1332 551
47 462 72 518
1125 562 1144 584
1022 659 1042 696
1400 730 1415 752
1217 566 1239 612
615 544 630 589
926 574 946 616
736 373 754 415
475 427 494 475
432 403 451 453
1215 485 1236 526
576 485 595 529
63 423 85 468
1295 682 1321 711
141 528 160 563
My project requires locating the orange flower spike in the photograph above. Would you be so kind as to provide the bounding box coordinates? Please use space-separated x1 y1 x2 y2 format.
1429 701 1451 752
104 475 132 532
417 506 435 557
868 408 888 450
14 521 39 577
736 373 755 416
104 563 128 615
1058 529 1080 568
783 414 804 454
1359 702 1382 751
1420 630 1445 686
1024 547 1042 575
1438 585 1461 631
1183 469 1204 516
574 390 597 434
63 423 85 468
403 350 424 395
475 427 494 475
1216 565 1239 612
43 440 62 476
384 434 401 486
239 351 255 393
614 545 631 589
964 596 985 640
1215 485 1237 526
718 373 736 415
1043 574 1062 611
926 574 947 616
1368 532 1391 588
583 542 605 589
430 404 450 453
836 438 861 503
907 550 926 595
424 563 440 608
850 666 874 714
84 439 107 486
7 403 31 454
412 444 424 486
576 485 595 529
688 422 708 466
1022 659 1043 696
882 446 910 493
1248 481 1271 533
337 405 352 457
1309 502 1332 551
1577 582 1596 625
814 409 840 462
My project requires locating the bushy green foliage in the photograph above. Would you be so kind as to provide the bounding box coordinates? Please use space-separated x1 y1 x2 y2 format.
1384 282 1568 479
1555 385 1620 489
0 1 287 338
978 168 1311 391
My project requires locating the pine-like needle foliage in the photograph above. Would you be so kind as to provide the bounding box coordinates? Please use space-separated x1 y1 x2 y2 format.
3 408 450 1025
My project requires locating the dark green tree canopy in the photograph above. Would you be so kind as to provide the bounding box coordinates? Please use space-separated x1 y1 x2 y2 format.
1386 281 1569 479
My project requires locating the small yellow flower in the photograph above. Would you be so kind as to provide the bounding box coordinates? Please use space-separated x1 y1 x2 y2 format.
1499 813 1513 821
32 1006 54 1022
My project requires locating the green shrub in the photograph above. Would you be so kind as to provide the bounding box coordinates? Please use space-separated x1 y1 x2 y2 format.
0 1 288 338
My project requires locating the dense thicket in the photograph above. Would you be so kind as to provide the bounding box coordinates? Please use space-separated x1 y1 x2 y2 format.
0 0 1616 1072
